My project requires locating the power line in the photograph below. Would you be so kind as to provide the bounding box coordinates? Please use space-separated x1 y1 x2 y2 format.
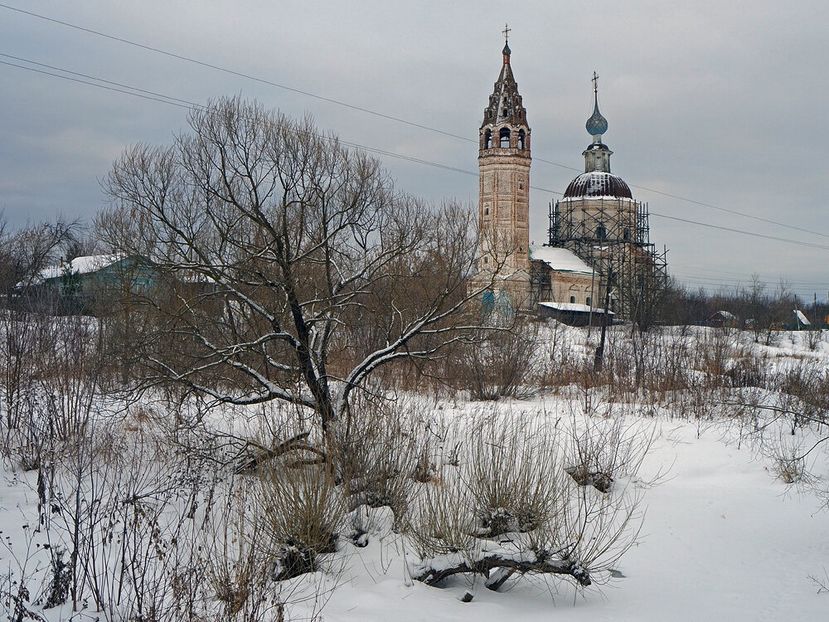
3 52 829 259
672 262 829 285
676 273 827 287
0 58 193 108
2 1 828 241
0 53 567 194
0 2 473 143
649 212 829 252
0 52 197 107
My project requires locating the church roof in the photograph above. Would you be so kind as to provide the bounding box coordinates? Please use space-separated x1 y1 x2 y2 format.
539 301 614 315
530 245 594 275
562 171 632 199
481 40 527 128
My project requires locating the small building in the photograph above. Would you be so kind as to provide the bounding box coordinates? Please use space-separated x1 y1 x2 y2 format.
530 245 597 308
790 309 811 330
538 301 614 327
708 310 737 328
15 254 156 313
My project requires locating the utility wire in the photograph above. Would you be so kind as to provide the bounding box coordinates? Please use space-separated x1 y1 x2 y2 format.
0 2 473 143
649 212 829 252
2 53 829 258
0 53 566 193
2 1 827 240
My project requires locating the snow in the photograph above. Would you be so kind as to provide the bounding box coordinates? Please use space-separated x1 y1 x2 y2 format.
539 301 614 314
293 416 829 621
3 325 829 621
794 309 811 325
530 246 594 275
21 253 124 286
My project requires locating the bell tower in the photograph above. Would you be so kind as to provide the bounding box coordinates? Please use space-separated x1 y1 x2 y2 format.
476 26 532 308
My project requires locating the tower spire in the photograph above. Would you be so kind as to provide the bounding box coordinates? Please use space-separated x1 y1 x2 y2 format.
502 23 511 61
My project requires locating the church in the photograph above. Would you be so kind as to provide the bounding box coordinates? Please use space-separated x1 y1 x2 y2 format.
472 34 668 326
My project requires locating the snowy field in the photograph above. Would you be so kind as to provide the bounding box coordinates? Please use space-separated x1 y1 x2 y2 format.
301 413 829 621
2 324 829 621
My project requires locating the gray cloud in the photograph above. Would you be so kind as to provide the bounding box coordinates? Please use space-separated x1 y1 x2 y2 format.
1 0 827 298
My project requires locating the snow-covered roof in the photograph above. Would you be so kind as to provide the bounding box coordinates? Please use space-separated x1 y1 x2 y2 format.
794 309 811 325
539 301 614 315
25 254 124 286
530 246 594 275
711 310 736 320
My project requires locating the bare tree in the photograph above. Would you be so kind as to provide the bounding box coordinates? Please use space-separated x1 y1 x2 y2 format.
100 97 489 465
0 217 82 298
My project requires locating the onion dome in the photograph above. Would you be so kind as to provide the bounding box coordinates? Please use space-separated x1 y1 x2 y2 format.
586 99 608 138
562 71 632 198
586 71 608 141
563 171 632 199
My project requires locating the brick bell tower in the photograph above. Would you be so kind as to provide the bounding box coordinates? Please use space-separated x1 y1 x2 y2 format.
475 26 532 309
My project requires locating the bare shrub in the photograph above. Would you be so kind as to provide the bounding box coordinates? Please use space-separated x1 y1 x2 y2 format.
255 464 345 581
563 398 656 493
454 320 541 400
698 326 738 382
463 413 561 536
208 477 284 621
404 473 476 560
337 393 423 522
403 407 645 591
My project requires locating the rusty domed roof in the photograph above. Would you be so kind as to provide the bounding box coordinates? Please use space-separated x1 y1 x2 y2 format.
563 171 632 199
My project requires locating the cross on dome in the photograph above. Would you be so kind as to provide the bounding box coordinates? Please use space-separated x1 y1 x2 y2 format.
586 70 608 140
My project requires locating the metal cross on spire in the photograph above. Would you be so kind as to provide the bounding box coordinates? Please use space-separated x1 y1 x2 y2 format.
503 23 511 42
592 71 599 94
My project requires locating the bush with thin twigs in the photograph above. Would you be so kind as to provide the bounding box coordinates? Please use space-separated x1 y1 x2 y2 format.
255 464 345 581
463 414 561 536
336 393 424 523
454 320 542 400
403 408 646 591
208 477 285 621
563 395 657 493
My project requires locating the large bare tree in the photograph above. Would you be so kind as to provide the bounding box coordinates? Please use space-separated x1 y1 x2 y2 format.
101 97 490 451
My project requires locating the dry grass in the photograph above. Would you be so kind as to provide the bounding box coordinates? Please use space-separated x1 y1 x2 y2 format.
256 463 344 580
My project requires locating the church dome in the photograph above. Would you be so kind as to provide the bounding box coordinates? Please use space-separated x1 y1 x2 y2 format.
586 107 608 137
563 171 632 199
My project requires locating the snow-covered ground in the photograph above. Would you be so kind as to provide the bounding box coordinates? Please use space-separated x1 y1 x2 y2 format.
2 325 829 621
286 412 829 622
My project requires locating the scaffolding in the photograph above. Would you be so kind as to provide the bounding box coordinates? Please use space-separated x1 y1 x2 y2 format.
547 197 669 326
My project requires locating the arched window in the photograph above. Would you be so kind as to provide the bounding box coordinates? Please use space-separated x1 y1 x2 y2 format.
596 222 607 241
499 127 511 148
586 297 592 306
518 129 526 150
623 227 631 240
484 129 492 149
569 295 576 304
482 289 495 314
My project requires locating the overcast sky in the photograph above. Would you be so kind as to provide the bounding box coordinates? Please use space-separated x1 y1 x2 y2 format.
1 1 828 299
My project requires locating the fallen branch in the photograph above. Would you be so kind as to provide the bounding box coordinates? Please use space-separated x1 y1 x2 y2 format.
410 548 591 588
235 432 327 473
